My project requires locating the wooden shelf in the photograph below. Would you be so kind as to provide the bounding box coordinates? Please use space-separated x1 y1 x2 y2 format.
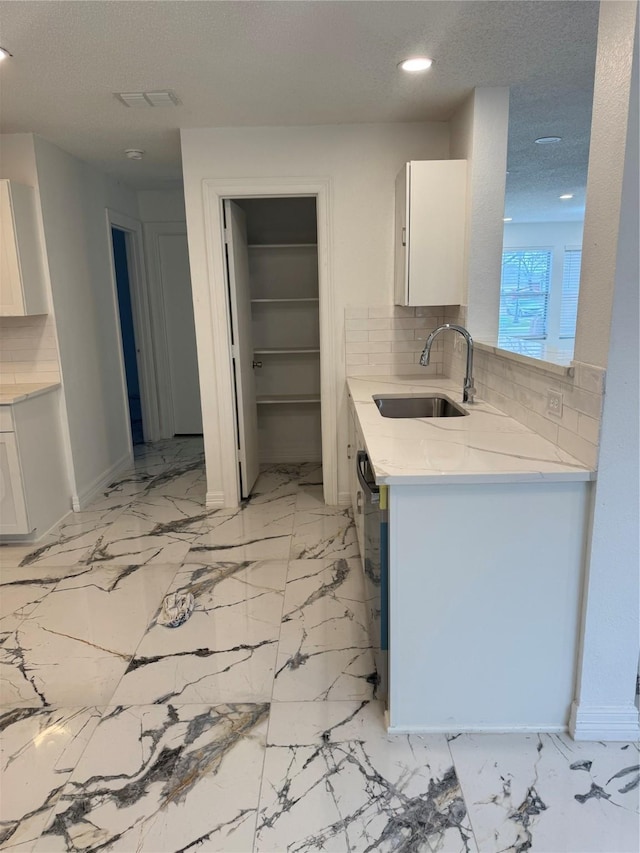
254 347 320 355
251 297 319 304
248 243 317 249
257 394 321 405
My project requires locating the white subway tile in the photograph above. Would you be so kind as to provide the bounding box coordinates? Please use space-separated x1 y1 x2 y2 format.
368 305 415 319
345 353 369 366
345 318 391 331
557 427 598 468
346 341 392 354
345 330 368 343
577 412 601 445
390 318 430 330
369 351 416 364
369 329 416 342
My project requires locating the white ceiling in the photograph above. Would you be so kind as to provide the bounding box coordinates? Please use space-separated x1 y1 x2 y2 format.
0 0 598 220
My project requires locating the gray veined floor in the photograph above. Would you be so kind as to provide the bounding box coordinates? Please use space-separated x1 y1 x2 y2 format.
0 439 638 853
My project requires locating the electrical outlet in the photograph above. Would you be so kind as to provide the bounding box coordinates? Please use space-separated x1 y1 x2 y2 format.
547 389 563 417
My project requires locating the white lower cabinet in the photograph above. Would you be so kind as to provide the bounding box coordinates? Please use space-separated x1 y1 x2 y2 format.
386 480 590 732
0 391 70 539
0 431 29 534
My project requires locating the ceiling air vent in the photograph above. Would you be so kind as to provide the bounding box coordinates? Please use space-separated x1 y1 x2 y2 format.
115 91 180 108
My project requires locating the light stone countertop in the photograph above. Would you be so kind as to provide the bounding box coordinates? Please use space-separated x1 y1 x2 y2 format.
0 382 61 405
347 375 594 485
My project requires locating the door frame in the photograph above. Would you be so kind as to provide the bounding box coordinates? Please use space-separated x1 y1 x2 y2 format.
105 209 161 444
202 177 337 506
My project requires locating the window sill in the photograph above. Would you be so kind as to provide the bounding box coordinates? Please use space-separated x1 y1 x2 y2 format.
475 340 574 377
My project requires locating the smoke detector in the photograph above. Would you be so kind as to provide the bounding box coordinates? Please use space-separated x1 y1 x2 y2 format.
115 90 180 108
125 149 144 160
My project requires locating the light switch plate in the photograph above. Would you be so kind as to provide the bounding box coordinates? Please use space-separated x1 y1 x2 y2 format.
547 389 563 417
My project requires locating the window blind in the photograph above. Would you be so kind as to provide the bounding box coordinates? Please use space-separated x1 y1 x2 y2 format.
560 249 582 339
498 249 552 346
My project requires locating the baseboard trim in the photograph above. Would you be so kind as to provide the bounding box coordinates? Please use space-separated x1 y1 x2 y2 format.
206 490 225 509
569 701 640 741
387 723 568 735
258 452 323 464
71 451 133 512
338 490 351 506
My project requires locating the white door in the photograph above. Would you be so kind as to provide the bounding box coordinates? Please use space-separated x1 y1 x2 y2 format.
224 200 259 498
158 232 203 434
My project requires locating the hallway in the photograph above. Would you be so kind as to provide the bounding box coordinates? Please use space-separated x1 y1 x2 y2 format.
0 441 638 852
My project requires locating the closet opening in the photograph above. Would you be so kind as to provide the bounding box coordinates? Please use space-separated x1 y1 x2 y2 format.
223 196 322 500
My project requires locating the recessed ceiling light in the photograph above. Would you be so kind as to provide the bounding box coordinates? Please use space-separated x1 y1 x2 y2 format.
559 193 574 200
0 46 12 61
503 217 513 222
398 57 433 72
125 149 144 160
534 136 562 144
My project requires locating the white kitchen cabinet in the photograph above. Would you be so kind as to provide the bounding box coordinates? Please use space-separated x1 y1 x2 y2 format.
394 160 467 307
0 180 48 316
0 390 69 539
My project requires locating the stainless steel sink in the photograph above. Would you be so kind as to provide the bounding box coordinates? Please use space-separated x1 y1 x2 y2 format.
373 394 468 419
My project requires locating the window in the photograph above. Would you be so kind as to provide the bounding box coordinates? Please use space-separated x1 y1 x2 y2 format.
498 249 552 347
560 248 582 339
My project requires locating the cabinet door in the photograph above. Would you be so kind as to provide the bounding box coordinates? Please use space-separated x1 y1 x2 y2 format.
394 161 467 308
0 181 48 316
0 432 30 534
0 182 26 316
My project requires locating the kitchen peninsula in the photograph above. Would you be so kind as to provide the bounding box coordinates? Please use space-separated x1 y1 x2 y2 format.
348 375 594 733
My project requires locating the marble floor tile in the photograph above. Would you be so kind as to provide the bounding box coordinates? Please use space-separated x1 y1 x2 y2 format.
34 703 269 853
0 706 102 851
189 500 295 561
110 560 287 705
291 507 359 560
256 700 477 853
273 559 375 702
0 564 177 708
449 732 640 853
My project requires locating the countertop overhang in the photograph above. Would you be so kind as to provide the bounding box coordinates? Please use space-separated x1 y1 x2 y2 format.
347 375 595 485
0 382 61 405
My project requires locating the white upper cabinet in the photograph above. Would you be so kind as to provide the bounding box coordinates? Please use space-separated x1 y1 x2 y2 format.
0 180 48 316
394 160 467 307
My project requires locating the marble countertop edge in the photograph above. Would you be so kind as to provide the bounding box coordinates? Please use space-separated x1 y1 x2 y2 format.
0 381 61 405
347 375 595 485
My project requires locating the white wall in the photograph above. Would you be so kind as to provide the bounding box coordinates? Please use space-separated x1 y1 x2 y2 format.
571 8 639 741
33 134 140 505
450 88 510 341
180 121 449 501
575 0 638 368
137 188 186 223
503 221 584 346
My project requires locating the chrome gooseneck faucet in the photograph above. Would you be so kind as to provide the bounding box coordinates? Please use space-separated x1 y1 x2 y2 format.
420 323 476 403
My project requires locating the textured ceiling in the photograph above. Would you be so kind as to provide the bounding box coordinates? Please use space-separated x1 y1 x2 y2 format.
0 1 599 220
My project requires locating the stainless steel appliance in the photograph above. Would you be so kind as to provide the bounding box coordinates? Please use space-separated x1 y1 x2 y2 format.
356 450 388 700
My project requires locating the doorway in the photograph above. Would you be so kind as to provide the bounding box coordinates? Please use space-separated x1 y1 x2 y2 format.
111 227 144 445
224 197 322 499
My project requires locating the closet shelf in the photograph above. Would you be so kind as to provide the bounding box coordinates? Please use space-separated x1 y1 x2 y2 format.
254 347 320 355
248 243 317 249
251 297 319 304
257 394 321 405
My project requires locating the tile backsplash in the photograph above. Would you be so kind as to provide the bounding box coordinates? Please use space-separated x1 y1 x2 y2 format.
0 315 61 384
445 306 604 469
345 305 449 377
